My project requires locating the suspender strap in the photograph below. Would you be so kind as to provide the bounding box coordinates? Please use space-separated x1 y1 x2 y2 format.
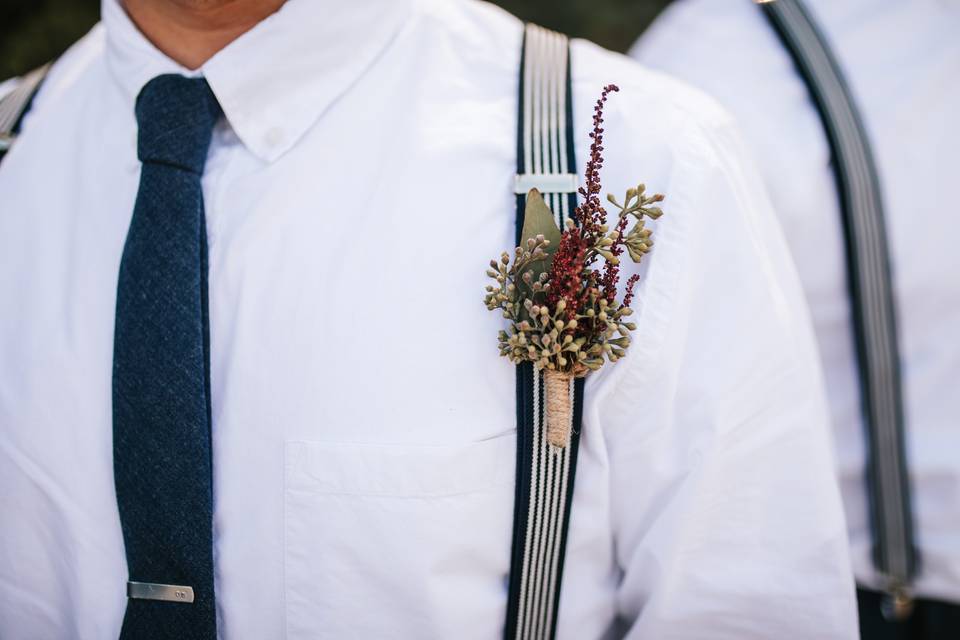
0 64 51 163
760 0 917 604
505 24 583 640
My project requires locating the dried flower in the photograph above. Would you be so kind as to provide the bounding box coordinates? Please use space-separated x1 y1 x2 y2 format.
485 85 665 376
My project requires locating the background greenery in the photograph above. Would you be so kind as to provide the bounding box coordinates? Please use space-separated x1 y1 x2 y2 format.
0 0 669 80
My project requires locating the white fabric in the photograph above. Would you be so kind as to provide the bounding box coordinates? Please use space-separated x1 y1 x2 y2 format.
0 0 857 638
632 0 960 605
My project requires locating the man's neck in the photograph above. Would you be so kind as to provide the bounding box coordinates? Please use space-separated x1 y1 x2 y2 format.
121 0 286 70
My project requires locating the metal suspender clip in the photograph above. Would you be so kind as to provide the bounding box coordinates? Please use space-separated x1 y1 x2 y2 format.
513 173 578 195
880 579 914 621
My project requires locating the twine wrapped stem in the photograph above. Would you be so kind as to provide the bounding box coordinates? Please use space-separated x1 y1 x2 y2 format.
544 369 575 448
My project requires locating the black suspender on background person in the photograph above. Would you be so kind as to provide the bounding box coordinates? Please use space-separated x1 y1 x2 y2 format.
760 0 917 619
505 24 583 640
0 64 50 164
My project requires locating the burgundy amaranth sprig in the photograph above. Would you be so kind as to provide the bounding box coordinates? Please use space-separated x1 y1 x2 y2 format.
545 85 619 320
575 84 618 251
485 84 666 376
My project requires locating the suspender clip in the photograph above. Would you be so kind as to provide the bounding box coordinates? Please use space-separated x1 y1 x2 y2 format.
513 172 578 195
880 581 914 621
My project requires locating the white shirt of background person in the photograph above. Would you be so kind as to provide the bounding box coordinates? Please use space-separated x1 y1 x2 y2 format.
632 0 960 608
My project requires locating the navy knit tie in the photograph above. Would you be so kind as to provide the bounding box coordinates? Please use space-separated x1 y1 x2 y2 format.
113 75 221 639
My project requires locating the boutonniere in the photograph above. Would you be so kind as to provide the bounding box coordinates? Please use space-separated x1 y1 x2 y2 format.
485 85 665 448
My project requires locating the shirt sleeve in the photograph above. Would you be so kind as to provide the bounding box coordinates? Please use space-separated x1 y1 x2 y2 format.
628 0 835 231
597 100 858 638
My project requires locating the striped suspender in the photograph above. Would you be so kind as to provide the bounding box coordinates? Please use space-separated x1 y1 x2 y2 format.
760 0 917 616
504 24 583 640
0 64 51 164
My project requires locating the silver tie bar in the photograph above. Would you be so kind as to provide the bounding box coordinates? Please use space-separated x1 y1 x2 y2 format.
127 581 195 603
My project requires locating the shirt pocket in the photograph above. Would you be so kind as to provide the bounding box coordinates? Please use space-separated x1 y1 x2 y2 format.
283 432 516 639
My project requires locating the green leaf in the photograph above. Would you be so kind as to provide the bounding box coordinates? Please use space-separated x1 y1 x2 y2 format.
521 188 562 251
518 188 562 295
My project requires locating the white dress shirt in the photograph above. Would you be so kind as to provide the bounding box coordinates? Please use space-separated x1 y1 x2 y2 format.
633 0 960 605
0 0 857 637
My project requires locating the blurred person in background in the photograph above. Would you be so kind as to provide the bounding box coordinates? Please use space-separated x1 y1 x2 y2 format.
633 1 960 638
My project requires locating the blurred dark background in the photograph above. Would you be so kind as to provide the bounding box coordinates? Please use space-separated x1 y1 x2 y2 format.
0 0 669 80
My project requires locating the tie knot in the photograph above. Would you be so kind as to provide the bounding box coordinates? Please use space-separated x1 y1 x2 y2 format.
135 75 222 174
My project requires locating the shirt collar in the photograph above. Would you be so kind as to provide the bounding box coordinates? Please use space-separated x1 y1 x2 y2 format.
102 0 412 162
